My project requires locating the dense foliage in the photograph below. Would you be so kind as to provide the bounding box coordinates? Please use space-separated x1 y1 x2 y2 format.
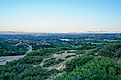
0 33 108 56
65 55 93 72
56 56 121 80
0 40 28 56
0 48 63 80
98 42 121 59
0 33 121 80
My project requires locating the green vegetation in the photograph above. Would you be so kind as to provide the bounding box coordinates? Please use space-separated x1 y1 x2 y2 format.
56 56 121 80
98 42 121 59
0 40 28 56
0 48 62 80
19 67 51 80
20 56 43 65
0 34 121 80
43 58 64 67
65 55 93 73
0 36 106 56
76 45 96 50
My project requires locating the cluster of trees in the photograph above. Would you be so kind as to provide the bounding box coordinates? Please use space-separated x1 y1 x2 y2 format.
27 38 105 51
26 41 55 50
0 39 121 80
0 40 28 56
0 63 57 80
56 41 121 80
56 56 121 80
1 55 121 80
98 42 121 59
43 58 64 67
0 48 63 80
65 55 93 73
0 37 106 56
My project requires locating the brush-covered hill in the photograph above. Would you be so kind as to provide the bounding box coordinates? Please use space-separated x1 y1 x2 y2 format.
98 42 121 59
0 42 121 80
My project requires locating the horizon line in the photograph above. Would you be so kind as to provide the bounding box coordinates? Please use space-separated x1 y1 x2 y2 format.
0 30 121 34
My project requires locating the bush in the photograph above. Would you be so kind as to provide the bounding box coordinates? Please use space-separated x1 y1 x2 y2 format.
98 42 121 59
19 66 49 80
65 55 93 73
57 56 121 80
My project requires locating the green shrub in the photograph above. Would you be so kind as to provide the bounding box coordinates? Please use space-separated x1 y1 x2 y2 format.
98 42 121 59
65 55 93 73
57 56 121 80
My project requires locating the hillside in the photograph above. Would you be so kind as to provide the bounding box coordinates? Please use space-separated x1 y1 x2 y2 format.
0 41 121 80
0 34 121 80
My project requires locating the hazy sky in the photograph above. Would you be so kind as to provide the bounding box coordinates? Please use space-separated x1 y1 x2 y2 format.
0 0 121 32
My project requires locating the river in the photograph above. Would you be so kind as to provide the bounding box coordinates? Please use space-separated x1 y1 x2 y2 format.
0 41 32 65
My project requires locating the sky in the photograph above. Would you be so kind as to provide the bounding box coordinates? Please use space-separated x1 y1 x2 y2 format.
0 0 121 33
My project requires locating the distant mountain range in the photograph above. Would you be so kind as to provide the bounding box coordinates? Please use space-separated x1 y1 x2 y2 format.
0 31 26 34
0 31 121 34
